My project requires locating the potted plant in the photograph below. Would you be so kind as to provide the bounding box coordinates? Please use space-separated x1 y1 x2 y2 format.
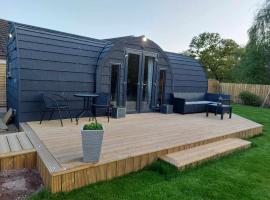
112 106 126 118
81 120 104 163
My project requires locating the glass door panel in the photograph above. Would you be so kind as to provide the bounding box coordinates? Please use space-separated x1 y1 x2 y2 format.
126 53 140 112
140 56 154 112
110 64 120 107
157 69 166 106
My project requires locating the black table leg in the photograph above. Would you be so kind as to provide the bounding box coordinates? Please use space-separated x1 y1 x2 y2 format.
221 108 224 120
75 95 98 125
76 97 88 124
88 97 97 122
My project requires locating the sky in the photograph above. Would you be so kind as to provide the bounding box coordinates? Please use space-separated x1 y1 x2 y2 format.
0 0 264 52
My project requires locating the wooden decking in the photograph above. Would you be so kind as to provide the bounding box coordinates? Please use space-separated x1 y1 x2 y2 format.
0 132 36 170
27 113 262 169
19 113 262 192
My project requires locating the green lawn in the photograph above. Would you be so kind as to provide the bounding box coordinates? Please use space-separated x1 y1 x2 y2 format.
29 105 270 200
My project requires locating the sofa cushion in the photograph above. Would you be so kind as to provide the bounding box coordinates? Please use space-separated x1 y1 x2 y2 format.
173 92 205 101
185 101 213 105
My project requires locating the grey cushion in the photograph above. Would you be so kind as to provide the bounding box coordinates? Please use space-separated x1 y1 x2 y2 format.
173 92 205 101
185 101 213 105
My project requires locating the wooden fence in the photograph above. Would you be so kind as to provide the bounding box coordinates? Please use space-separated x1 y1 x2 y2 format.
208 79 219 93
208 80 270 106
0 62 6 107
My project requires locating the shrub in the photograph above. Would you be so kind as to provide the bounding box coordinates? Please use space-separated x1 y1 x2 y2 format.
239 91 262 106
83 121 103 130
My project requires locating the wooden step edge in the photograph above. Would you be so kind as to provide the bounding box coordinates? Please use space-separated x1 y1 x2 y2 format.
0 149 36 159
161 138 250 159
160 139 251 170
177 143 251 171
20 123 64 174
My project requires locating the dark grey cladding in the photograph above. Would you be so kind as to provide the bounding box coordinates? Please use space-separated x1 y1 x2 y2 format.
6 22 207 125
166 52 208 93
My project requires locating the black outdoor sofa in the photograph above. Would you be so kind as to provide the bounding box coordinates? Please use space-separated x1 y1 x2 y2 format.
173 92 231 114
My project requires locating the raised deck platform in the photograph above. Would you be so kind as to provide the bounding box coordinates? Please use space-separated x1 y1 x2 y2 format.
20 113 262 192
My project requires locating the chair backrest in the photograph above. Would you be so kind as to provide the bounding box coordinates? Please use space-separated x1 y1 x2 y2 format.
95 93 110 106
206 93 231 102
218 98 231 105
41 94 58 108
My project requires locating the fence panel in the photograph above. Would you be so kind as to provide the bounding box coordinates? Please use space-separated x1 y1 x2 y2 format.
220 82 270 105
0 62 6 107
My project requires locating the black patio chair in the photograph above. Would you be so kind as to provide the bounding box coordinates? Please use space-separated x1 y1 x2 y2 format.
206 98 232 120
40 93 73 126
92 93 112 122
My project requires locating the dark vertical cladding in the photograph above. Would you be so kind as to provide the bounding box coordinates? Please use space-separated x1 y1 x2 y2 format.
7 22 108 122
166 52 208 93
6 23 20 124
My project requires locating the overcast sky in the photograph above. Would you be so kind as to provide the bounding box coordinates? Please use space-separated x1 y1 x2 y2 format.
0 0 264 52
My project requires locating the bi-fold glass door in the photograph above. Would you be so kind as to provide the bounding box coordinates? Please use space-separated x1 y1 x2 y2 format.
125 50 157 113
126 53 141 112
140 56 155 112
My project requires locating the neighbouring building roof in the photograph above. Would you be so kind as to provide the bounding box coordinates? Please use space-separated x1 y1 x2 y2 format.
0 19 9 60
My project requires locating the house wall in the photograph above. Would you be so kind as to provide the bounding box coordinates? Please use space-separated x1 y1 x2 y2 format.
0 59 6 107
166 52 208 93
9 23 108 122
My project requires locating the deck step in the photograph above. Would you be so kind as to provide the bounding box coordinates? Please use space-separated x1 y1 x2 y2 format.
0 132 35 156
160 138 251 170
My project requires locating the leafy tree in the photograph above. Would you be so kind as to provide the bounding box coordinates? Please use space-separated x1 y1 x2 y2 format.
188 32 241 81
249 0 270 46
235 0 270 84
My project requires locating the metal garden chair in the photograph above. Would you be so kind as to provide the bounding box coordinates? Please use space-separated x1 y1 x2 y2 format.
92 93 113 122
40 93 73 126
206 97 232 120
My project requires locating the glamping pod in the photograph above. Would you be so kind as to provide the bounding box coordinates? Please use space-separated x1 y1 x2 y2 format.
6 22 207 124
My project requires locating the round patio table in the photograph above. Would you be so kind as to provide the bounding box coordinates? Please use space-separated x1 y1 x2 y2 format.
74 93 99 124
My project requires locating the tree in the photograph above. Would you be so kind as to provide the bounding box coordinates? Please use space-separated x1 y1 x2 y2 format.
249 0 270 46
188 32 241 81
235 0 270 84
234 45 270 84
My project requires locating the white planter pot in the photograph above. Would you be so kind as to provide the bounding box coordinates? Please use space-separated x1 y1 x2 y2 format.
81 128 104 163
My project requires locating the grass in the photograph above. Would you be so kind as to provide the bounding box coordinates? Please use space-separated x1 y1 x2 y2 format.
29 105 270 200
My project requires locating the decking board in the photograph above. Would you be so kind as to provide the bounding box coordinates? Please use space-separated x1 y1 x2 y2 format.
7 134 22 152
0 135 10 154
17 132 33 150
